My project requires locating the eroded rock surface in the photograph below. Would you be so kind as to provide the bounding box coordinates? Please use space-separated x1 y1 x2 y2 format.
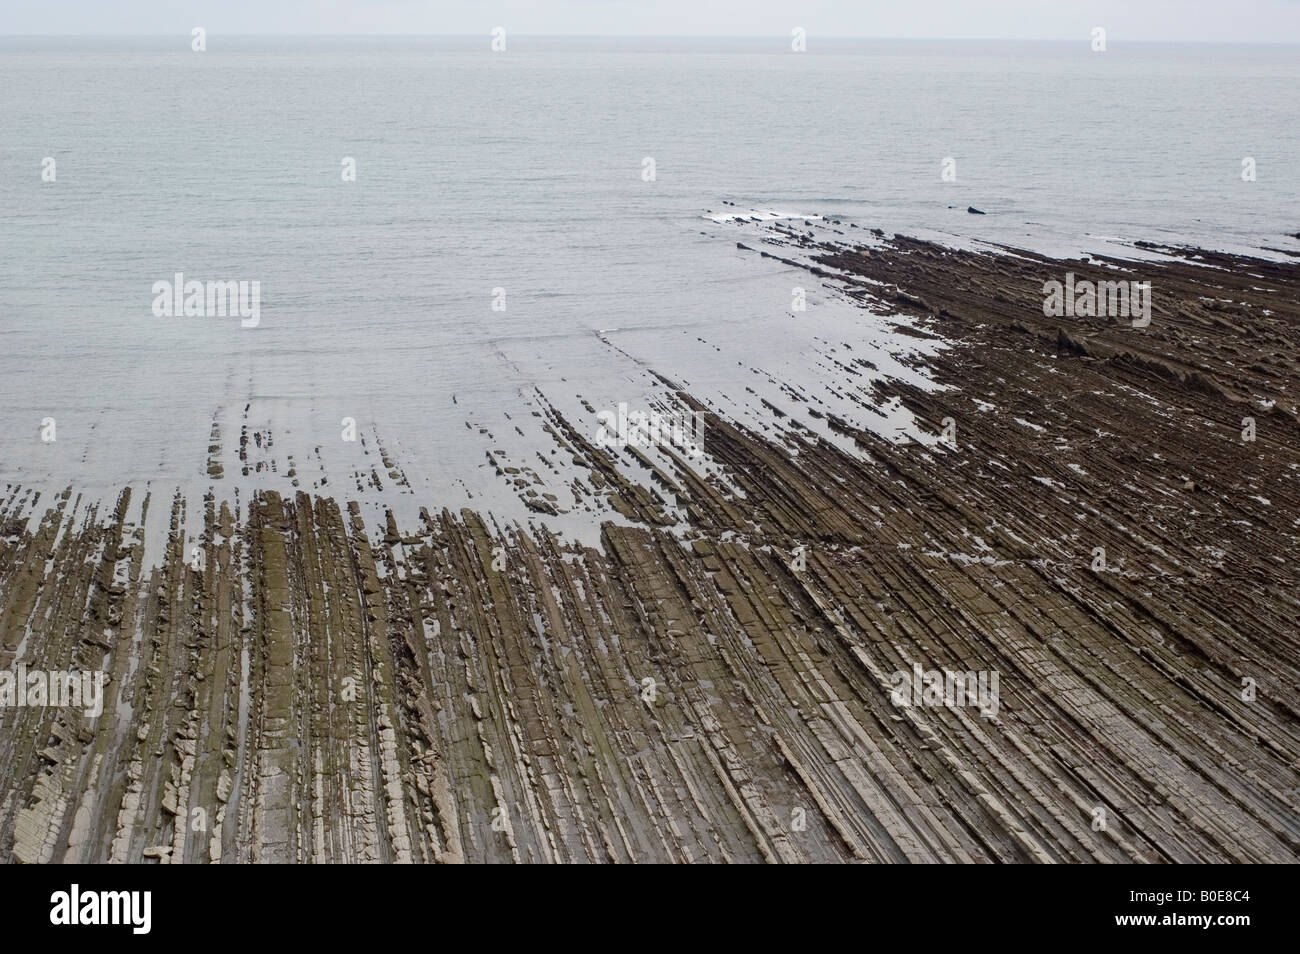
2 234 1298 863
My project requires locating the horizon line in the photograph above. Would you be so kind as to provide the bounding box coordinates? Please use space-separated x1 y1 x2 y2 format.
2 33 1299 45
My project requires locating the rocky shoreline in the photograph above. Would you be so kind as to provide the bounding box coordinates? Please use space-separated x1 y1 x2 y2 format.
3 230 1298 863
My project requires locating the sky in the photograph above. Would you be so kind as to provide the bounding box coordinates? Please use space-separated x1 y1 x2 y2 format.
2 1 1299 43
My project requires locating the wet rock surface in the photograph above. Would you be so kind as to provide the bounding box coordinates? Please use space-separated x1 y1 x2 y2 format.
2 233 1298 863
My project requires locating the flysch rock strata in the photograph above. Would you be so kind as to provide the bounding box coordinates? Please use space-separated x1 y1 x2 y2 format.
2 233 1298 863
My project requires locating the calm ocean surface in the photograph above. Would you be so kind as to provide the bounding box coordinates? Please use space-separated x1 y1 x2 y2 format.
2 37 1297 533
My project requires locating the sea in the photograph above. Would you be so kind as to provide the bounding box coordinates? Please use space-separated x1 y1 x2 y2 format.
1 36 1297 546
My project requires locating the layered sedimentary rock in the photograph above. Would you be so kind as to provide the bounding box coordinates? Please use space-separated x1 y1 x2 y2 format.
2 232 1298 863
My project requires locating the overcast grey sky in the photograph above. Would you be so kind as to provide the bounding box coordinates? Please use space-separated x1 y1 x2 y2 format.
2 1 1298 42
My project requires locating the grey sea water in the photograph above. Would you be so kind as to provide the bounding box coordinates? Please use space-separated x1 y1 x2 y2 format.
2 36 1298 540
